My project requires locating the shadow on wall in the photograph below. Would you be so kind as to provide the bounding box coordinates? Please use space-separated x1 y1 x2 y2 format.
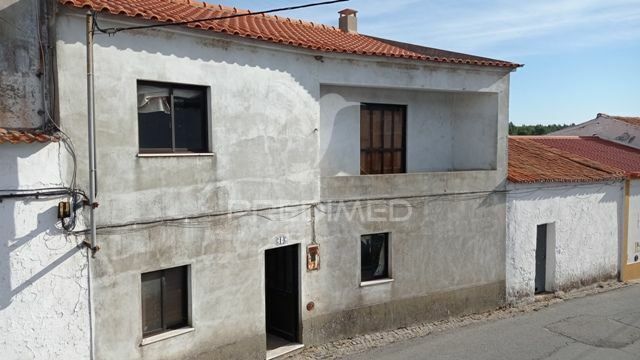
0 144 80 310
58 10 505 104
508 182 625 204
60 15 320 103
319 96 359 176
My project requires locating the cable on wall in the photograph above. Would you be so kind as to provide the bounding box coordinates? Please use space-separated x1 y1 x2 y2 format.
62 178 629 237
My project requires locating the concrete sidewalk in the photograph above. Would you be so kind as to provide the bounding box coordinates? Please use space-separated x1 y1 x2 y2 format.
343 284 640 360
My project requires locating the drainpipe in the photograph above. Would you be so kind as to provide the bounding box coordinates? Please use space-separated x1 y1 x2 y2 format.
86 12 97 360
86 13 97 251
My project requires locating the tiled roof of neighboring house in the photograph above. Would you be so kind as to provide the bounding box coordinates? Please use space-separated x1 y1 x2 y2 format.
508 137 624 184
59 0 521 68
0 128 60 144
534 136 640 177
597 113 640 127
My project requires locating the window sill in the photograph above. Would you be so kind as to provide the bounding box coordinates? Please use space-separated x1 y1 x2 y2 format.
140 327 195 346
137 153 215 158
360 278 394 287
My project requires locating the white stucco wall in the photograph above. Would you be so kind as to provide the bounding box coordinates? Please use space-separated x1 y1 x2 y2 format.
0 142 90 359
506 182 623 302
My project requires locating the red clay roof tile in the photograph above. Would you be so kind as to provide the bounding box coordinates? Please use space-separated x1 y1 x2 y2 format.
0 128 60 145
59 0 521 68
508 137 624 184
533 136 640 175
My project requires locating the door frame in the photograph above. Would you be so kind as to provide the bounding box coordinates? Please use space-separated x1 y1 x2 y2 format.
264 243 302 344
534 223 556 294
535 224 547 294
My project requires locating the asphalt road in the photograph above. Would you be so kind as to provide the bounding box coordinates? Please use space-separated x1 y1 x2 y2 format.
345 284 640 360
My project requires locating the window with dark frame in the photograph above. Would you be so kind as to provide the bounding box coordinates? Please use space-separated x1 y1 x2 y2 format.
141 265 189 337
361 233 390 282
137 81 208 153
360 103 406 175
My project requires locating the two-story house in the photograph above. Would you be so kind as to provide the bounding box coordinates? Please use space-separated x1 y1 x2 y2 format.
1 0 521 358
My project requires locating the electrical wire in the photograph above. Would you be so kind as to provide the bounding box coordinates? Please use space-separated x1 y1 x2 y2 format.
4 0 86 231
92 0 348 35
68 177 632 236
69 189 505 235
30 0 627 236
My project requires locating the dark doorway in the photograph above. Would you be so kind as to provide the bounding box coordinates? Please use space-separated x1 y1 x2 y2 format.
535 224 547 294
265 244 299 346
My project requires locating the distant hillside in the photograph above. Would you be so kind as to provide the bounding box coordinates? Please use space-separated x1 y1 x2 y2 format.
509 122 575 135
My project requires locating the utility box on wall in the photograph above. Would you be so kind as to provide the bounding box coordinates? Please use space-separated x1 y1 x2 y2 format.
307 244 320 271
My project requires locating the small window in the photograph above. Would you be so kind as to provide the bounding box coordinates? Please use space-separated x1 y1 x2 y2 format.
137 81 208 153
360 104 406 175
141 265 190 337
361 233 390 282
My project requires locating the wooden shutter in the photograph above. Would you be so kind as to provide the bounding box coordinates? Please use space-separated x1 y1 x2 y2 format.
360 104 406 175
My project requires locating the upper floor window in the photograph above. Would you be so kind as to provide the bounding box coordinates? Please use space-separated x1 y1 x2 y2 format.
360 103 406 175
137 81 208 153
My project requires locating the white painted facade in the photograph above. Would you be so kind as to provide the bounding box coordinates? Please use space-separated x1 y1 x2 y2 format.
552 114 640 149
506 182 623 302
0 142 90 359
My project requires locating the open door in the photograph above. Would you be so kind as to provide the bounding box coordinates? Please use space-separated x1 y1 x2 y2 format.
265 244 300 348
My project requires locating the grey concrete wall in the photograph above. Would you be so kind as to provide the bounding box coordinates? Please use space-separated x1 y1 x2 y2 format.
319 86 498 176
92 209 312 360
452 92 499 170
0 0 46 128
54 9 512 359
306 191 506 344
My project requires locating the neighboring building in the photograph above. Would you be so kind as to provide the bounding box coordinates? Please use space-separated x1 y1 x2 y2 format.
506 135 640 303
0 0 48 128
0 129 90 359
552 113 640 149
506 137 625 302
533 136 640 282
0 1 91 358
1 0 521 358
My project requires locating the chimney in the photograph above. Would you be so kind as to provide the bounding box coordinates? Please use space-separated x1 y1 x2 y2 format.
338 9 357 33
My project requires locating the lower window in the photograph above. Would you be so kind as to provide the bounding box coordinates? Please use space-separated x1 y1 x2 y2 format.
141 265 190 337
361 233 390 282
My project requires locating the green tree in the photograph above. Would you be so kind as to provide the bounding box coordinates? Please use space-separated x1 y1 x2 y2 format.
508 122 574 135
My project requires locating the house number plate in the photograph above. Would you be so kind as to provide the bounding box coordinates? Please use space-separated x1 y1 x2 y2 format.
274 235 288 246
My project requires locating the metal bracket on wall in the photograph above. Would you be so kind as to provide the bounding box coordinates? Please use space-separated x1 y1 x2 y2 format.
82 240 100 257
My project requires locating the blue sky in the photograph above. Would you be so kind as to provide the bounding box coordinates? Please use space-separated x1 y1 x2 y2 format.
218 0 640 125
